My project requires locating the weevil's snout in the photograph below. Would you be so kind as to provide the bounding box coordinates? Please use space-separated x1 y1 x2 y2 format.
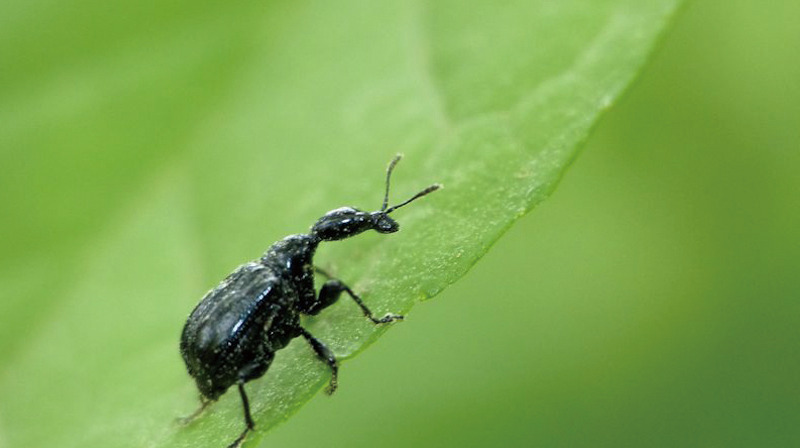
311 207 373 241
371 212 399 234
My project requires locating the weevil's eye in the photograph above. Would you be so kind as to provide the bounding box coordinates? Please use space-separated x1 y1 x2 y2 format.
371 212 399 234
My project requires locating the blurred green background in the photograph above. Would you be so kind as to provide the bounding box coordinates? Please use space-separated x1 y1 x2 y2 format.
1 0 798 447
266 1 800 447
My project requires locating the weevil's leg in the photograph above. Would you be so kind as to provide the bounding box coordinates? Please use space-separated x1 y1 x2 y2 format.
341 282 404 324
228 381 255 448
177 395 212 425
298 267 336 315
301 266 336 315
299 327 339 394
311 266 402 323
303 278 343 315
314 266 334 279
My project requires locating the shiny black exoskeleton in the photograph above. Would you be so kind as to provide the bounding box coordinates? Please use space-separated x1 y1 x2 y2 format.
179 155 439 447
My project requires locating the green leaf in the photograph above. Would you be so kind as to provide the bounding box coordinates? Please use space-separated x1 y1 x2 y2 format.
0 0 680 447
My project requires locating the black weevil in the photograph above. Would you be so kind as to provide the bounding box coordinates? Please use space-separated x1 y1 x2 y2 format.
179 155 440 447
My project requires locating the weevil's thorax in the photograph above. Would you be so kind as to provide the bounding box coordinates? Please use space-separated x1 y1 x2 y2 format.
261 234 319 278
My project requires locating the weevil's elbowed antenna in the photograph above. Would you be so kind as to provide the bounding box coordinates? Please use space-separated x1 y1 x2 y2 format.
381 154 442 214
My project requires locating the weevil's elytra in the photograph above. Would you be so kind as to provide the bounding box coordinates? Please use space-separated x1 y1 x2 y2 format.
179 155 440 448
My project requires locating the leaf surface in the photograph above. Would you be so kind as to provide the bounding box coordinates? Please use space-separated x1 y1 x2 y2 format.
0 1 680 446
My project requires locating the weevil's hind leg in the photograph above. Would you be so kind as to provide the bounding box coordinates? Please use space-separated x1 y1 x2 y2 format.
228 381 255 448
299 327 339 394
312 267 403 324
176 395 212 426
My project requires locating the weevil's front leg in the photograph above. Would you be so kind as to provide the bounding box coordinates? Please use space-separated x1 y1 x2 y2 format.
311 267 403 324
299 327 339 394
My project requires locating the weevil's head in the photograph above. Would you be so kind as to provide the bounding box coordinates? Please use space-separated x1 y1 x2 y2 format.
310 207 372 241
310 154 440 242
310 207 401 241
370 211 399 233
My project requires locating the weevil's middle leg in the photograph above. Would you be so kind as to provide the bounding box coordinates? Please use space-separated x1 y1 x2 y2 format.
299 327 339 394
312 267 403 324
